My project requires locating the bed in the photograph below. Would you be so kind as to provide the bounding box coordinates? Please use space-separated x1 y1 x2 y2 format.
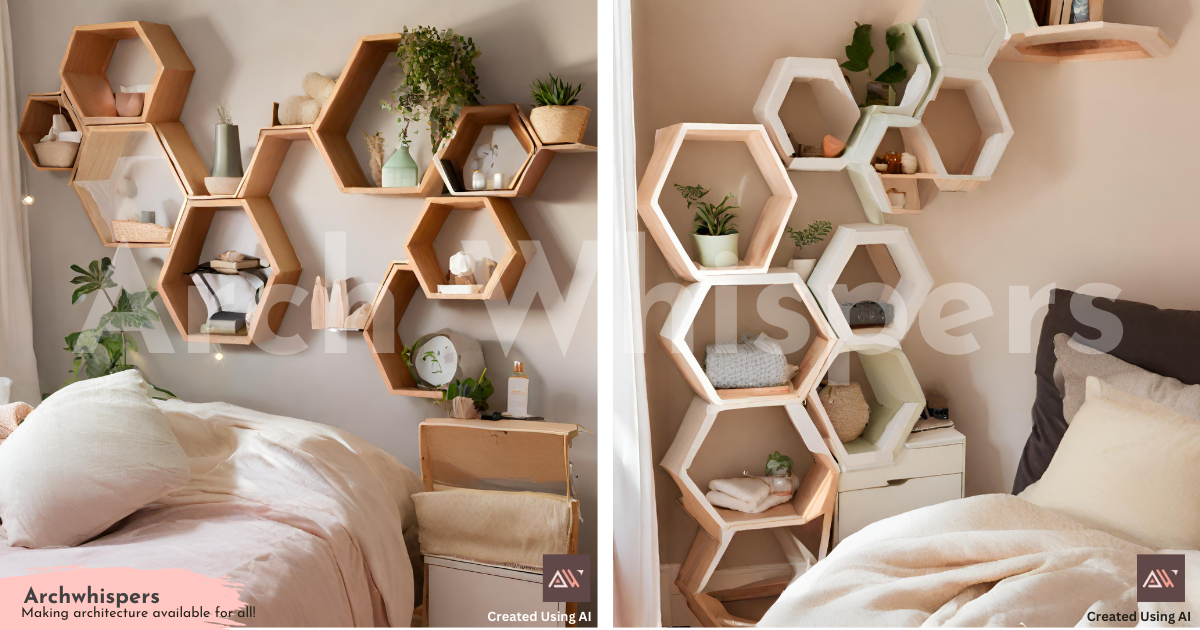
0 398 424 627
758 290 1200 627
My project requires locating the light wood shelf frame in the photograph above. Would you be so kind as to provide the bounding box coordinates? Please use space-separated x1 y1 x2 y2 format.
805 343 925 471
807 223 933 348
659 269 839 406
158 198 302 346
232 127 314 199
311 33 444 196
59 21 194 125
900 67 1013 183
752 57 860 172
404 196 530 301
19 91 85 171
999 22 1175 63
637 123 797 283
363 261 443 398
69 123 190 248
662 396 839 627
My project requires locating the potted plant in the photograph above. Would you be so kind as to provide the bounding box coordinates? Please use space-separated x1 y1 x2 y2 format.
784 220 833 281
765 451 795 496
381 26 482 188
441 369 494 419
529 74 588 144
676 184 740 268
841 22 908 107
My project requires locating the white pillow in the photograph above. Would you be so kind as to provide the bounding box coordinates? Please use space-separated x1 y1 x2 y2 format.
1020 376 1200 550
0 370 190 548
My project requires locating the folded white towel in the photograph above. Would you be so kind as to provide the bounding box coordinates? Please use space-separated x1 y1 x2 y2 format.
706 489 792 514
709 476 772 505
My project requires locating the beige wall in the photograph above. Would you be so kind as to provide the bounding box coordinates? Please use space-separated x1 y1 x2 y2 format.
12 0 597 614
634 0 1200 569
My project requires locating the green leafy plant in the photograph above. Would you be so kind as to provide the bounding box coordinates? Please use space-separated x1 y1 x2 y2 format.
62 258 174 399
785 220 833 258
381 25 482 149
840 22 908 106
530 74 584 107
765 451 794 477
675 183 740 236
442 368 494 411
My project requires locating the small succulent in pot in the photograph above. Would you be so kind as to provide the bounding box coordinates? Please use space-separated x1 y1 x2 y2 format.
765 451 796 495
677 183 740 268
529 73 589 144
784 220 832 280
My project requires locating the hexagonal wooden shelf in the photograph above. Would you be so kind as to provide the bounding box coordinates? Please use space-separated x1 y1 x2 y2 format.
70 123 193 248
158 198 302 345
660 269 839 406
999 22 1175 63
843 112 922 224
59 21 194 125
805 343 925 470
229 127 314 199
19 91 84 171
752 58 859 172
807 223 933 348
637 123 797 283
662 395 839 626
362 262 443 398
311 33 443 197
404 197 529 300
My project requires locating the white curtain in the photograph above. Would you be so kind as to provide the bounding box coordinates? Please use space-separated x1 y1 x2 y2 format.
609 0 662 625
0 0 41 404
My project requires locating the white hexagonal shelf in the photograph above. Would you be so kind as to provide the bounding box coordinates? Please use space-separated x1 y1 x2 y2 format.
661 395 839 624
807 223 932 348
906 0 1006 73
636 123 797 283
899 68 1013 184
752 58 860 172
805 343 925 470
855 23 935 119
843 112 922 224
660 270 839 406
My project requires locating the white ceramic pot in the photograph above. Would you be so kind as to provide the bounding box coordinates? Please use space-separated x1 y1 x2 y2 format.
789 258 817 281
693 234 739 268
887 190 908 208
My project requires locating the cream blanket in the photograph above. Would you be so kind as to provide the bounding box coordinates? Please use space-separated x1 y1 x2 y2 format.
760 494 1200 627
414 488 573 571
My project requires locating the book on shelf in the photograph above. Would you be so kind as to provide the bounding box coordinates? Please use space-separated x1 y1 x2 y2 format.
208 257 265 272
201 311 247 335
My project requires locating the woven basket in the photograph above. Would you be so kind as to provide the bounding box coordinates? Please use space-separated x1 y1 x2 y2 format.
33 141 78 168
529 105 589 144
111 220 172 244
820 382 871 443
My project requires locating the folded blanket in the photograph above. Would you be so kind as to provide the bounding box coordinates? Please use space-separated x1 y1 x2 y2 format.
706 485 792 514
709 476 772 505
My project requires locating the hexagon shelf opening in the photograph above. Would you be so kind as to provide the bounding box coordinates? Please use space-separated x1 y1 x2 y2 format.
404 197 530 301
637 123 797 283
233 127 314 199
311 33 443 196
662 396 838 626
363 262 443 398
19 92 84 171
59 21 194 125
660 270 839 406
843 112 922 224
855 23 935 119
899 69 1012 184
807 223 932 347
806 344 925 470
158 198 302 345
70 123 189 248
903 0 1006 73
752 58 859 172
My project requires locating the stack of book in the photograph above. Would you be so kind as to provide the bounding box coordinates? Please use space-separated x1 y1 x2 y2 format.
1029 0 1101 26
200 311 247 336
207 256 266 275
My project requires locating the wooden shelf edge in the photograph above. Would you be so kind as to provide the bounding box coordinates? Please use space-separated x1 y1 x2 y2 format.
999 22 1175 63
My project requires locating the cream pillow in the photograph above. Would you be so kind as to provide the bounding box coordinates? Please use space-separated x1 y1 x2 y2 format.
0 370 190 548
1021 377 1200 550
1053 333 1200 423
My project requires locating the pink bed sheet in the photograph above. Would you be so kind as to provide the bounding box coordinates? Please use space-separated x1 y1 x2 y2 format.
0 400 423 627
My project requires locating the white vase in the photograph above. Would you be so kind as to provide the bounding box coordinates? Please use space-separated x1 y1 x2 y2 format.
693 234 739 268
789 258 817 281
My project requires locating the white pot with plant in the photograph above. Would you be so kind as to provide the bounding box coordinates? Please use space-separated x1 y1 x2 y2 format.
676 184 740 268
529 74 589 144
785 220 832 281
765 451 795 496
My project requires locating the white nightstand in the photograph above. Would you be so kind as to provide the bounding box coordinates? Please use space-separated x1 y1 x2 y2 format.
832 427 965 545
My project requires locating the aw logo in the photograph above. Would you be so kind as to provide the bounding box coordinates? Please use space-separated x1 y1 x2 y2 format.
543 554 590 602
1138 554 1185 603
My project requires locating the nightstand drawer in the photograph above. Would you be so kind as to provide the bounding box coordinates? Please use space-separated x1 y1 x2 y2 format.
839 441 964 492
834 472 962 543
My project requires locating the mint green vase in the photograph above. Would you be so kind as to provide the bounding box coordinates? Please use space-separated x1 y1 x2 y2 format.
382 145 419 188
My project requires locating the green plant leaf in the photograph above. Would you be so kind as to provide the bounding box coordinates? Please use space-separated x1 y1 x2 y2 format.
874 62 907 84
840 22 873 73
70 257 115 304
886 28 904 52
531 74 584 107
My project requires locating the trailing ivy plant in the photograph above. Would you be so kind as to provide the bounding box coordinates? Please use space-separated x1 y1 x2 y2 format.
675 183 740 236
785 220 833 258
61 258 174 399
840 22 908 106
442 368 494 411
530 74 584 107
765 451 794 476
382 25 482 149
